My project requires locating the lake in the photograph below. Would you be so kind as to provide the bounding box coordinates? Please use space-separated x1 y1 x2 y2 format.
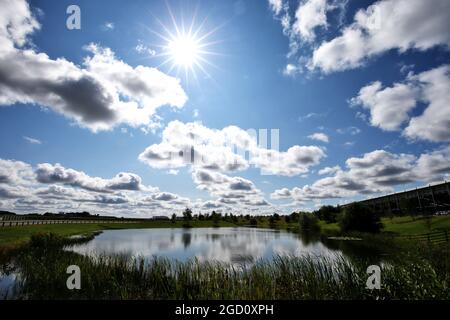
68 227 344 265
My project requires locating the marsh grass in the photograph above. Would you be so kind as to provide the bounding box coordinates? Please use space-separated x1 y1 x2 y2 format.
2 233 448 300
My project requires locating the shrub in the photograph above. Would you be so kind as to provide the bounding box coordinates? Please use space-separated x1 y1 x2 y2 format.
339 203 383 233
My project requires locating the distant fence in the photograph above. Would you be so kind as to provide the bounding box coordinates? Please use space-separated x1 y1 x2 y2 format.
0 220 136 227
397 230 449 244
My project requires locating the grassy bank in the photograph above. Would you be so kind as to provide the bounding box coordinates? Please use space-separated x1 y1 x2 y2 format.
4 233 447 300
311 215 450 236
0 220 237 248
381 215 450 234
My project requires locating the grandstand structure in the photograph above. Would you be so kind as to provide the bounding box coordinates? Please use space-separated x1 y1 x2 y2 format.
352 181 450 215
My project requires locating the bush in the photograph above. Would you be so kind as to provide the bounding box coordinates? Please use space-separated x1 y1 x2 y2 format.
299 213 320 231
339 203 383 233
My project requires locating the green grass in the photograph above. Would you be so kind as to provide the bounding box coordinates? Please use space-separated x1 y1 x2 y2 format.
315 215 450 236
0 220 237 248
317 220 339 233
381 215 450 234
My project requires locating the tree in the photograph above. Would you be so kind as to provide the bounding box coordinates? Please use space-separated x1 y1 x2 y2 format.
339 203 383 233
299 213 320 231
171 213 177 224
317 205 339 223
182 208 193 221
284 215 291 224
211 211 221 226
269 215 275 225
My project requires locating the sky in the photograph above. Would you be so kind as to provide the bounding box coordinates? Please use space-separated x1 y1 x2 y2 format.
0 0 449 217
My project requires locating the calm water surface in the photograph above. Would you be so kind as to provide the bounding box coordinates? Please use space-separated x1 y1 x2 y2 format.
68 227 342 264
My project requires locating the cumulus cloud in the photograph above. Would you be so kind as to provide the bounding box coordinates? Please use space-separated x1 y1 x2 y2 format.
271 147 450 202
292 0 328 42
0 0 187 132
192 169 270 209
308 132 329 143
403 65 450 142
0 159 34 186
269 0 347 70
35 163 149 193
252 145 326 176
318 165 340 175
310 0 450 73
351 81 418 131
0 158 199 216
0 158 274 215
139 121 326 177
352 65 450 142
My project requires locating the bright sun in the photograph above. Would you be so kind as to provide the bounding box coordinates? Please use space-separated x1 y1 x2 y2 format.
145 5 221 81
167 35 200 67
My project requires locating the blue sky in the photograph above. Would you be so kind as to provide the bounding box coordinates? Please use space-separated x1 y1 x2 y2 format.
0 0 449 216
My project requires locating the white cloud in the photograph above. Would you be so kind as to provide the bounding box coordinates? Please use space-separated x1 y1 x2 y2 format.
139 120 326 177
336 126 361 135
271 147 450 202
268 0 283 16
298 112 327 122
351 81 418 131
318 165 340 175
135 43 156 56
0 0 187 132
343 141 355 148
403 65 450 142
0 0 40 50
23 136 41 144
192 169 270 209
0 158 197 216
308 132 329 143
310 0 450 73
102 22 114 31
352 65 450 142
283 63 299 76
0 159 34 186
292 0 328 42
252 145 326 176
269 0 348 66
35 163 150 193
